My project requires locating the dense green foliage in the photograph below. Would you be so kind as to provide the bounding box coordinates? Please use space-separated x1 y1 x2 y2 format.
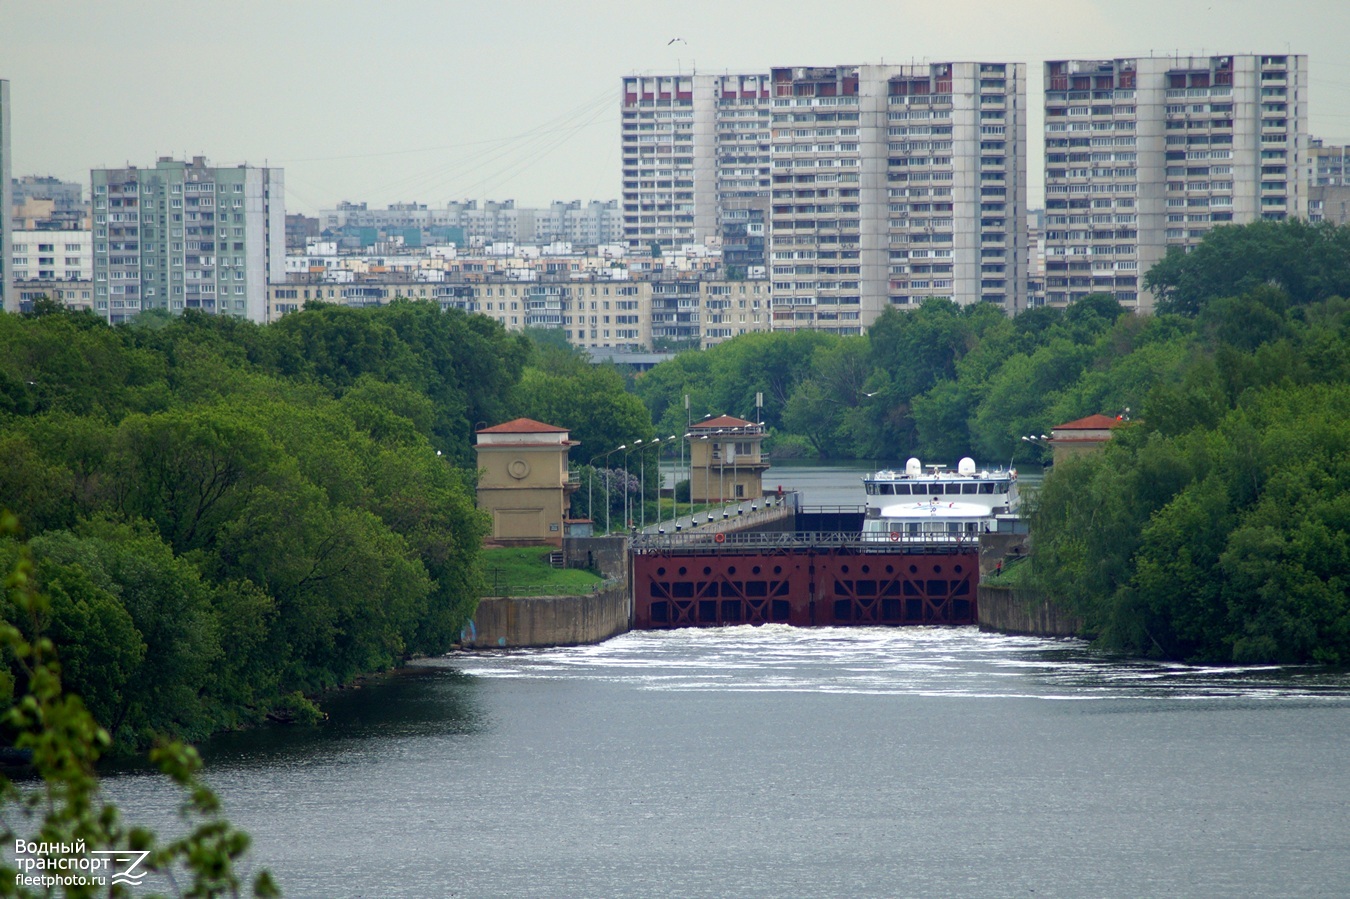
1 516 277 897
0 302 530 747
635 293 1155 464
1144 219 1350 316
1030 221 1350 663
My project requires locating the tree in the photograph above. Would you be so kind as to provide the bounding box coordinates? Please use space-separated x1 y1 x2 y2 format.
0 515 278 898
781 380 838 458
1144 219 1350 316
510 366 653 459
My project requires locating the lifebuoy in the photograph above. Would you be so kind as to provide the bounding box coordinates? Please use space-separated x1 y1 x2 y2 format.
714 532 726 544
889 531 900 542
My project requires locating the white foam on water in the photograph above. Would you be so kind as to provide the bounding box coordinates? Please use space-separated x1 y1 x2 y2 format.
432 625 1350 703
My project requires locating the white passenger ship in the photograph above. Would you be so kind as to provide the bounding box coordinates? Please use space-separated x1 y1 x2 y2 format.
861 457 1019 543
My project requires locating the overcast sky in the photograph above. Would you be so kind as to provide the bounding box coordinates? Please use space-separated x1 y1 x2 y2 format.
5 0 1350 215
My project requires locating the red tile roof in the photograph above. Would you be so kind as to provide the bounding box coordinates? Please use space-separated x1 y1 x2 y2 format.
1053 413 1124 431
689 415 755 430
477 418 568 434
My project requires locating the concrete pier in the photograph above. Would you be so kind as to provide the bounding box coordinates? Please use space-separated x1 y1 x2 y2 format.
976 583 1082 637
464 581 630 649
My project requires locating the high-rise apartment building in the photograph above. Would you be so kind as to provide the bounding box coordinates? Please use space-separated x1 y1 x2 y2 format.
768 63 1027 334
620 72 772 257
1042 54 1308 310
1 80 13 314
91 156 284 324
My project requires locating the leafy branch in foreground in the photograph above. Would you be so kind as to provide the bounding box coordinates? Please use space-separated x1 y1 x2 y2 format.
0 512 277 898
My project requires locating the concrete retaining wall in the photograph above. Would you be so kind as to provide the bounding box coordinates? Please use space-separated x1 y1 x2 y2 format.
563 536 628 580
464 582 630 649
977 584 1082 637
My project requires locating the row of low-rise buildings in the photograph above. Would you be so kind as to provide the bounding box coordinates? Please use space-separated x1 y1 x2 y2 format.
269 240 771 350
314 198 624 249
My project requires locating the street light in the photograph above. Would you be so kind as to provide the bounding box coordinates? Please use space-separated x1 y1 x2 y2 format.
591 444 626 534
694 433 711 513
652 434 675 532
678 431 694 531
715 429 726 510
640 435 677 532
624 440 643 530
731 425 741 514
639 439 651 531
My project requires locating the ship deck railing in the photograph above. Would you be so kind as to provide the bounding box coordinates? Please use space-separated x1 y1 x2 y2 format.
630 530 979 554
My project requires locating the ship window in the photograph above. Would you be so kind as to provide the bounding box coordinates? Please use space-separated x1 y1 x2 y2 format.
995 479 1010 493
962 483 978 494
881 483 895 495
979 482 996 494
945 484 962 495
896 484 911 495
866 483 877 495
907 523 920 534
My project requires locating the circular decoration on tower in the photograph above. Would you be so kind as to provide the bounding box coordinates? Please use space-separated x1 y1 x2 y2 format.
508 459 530 480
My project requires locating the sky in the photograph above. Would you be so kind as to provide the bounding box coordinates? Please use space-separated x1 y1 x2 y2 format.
5 0 1350 216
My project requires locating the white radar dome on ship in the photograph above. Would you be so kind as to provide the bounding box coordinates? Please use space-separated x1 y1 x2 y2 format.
958 457 976 476
905 457 922 477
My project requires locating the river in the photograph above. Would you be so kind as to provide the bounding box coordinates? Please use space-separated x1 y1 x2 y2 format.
101 464 1350 898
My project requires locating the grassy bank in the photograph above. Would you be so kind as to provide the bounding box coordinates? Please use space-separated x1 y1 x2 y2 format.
481 547 606 596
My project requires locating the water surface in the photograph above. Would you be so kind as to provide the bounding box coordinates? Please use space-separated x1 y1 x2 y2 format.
106 626 1350 898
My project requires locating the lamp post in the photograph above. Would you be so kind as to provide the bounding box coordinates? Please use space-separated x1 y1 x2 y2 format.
593 444 626 534
716 429 726 509
695 434 710 519
654 434 669 530
731 425 740 513
623 440 643 530
639 435 676 532
678 431 694 530
639 439 649 531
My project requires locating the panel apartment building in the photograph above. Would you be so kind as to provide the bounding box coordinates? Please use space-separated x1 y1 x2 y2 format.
320 199 623 247
268 276 771 351
769 63 1028 333
91 156 284 324
1042 54 1308 310
1309 139 1350 225
619 72 773 262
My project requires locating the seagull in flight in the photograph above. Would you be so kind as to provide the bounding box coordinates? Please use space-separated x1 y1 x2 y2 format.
668 37 685 45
